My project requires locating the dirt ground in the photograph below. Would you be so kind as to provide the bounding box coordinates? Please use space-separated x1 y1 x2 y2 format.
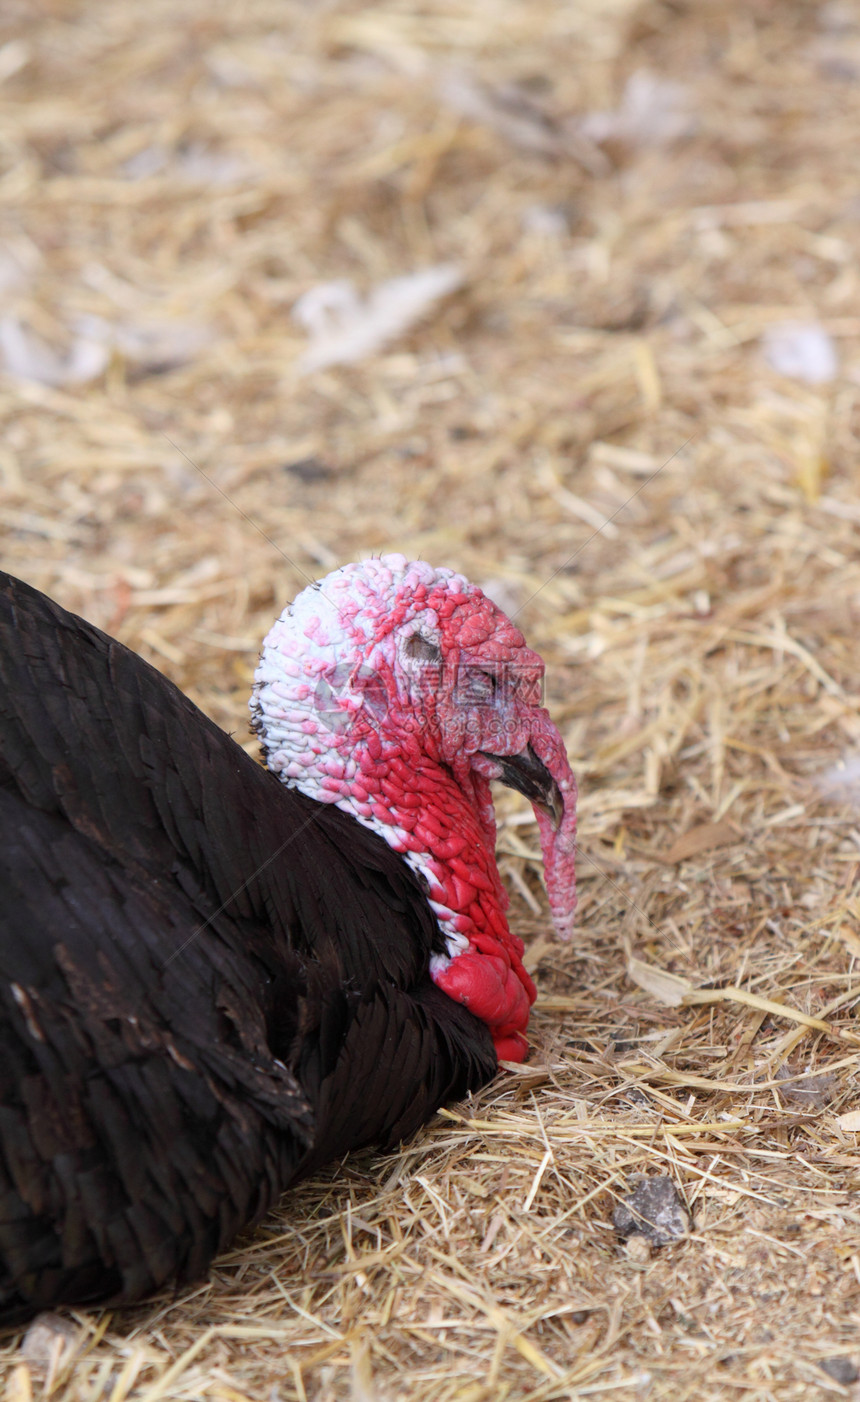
4 0 860 1397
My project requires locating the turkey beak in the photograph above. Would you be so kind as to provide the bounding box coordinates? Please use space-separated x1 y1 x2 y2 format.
484 743 564 830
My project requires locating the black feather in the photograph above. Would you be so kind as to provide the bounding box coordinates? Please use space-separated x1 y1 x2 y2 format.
0 572 496 1323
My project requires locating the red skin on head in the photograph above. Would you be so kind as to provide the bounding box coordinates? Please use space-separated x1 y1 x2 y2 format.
254 557 578 1065
356 581 576 1062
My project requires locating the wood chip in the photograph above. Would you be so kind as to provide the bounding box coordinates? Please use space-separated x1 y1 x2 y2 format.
627 957 692 1007
661 820 740 864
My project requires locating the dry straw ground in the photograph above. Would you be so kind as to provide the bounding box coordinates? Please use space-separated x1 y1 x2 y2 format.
3 0 860 1397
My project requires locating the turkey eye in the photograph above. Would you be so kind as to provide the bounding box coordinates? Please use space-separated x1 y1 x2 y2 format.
460 668 496 702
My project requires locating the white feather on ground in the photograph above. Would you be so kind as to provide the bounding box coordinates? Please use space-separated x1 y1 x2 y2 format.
816 757 860 799
579 69 693 149
0 317 109 386
293 266 463 373
79 315 214 373
762 321 839 384
0 314 213 386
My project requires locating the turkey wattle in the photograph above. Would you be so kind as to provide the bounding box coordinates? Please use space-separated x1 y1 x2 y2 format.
0 557 576 1322
252 555 578 1061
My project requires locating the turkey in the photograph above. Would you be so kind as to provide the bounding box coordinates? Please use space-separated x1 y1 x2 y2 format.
0 554 577 1323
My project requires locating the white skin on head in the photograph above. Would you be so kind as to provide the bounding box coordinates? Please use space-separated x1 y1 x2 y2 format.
251 554 577 1061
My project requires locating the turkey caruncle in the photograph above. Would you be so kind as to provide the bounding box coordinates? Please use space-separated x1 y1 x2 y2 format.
0 554 577 1322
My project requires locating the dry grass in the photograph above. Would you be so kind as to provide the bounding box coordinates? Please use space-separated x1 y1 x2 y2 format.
3 0 860 1396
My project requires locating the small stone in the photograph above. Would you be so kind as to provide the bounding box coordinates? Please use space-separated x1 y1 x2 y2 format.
284 456 332 483
609 1024 639 1055
20 1312 81 1384
774 1064 836 1109
613 1175 690 1246
624 1232 652 1263
819 1357 859 1385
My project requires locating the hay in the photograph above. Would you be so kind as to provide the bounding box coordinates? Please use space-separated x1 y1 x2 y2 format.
3 0 860 1396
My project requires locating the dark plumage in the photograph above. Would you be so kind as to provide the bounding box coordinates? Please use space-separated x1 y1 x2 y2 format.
0 572 495 1323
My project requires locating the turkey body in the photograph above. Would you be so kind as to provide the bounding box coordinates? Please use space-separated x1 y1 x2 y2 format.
0 572 495 1323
